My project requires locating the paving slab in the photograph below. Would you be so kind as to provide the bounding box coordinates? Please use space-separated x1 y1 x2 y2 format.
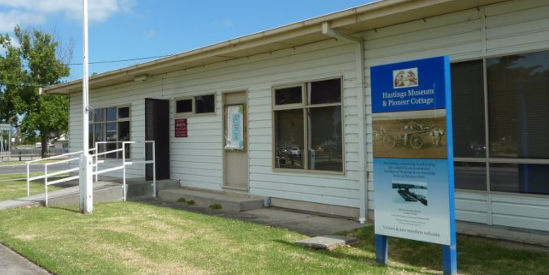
140 199 368 236
295 235 358 251
0 243 49 275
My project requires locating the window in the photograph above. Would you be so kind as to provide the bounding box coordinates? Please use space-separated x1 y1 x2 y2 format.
176 99 192 113
451 50 549 195
273 78 343 172
195 95 215 113
89 105 131 159
175 94 216 115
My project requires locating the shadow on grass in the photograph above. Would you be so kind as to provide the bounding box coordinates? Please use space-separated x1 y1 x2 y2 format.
131 199 548 274
344 226 549 275
272 239 429 274
48 206 80 214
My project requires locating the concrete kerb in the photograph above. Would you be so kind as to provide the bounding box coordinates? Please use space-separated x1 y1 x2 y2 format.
0 243 50 275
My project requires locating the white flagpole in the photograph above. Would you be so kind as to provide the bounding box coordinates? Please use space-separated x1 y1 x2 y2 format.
80 0 93 214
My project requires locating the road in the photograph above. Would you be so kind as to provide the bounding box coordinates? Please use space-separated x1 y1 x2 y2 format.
0 163 70 175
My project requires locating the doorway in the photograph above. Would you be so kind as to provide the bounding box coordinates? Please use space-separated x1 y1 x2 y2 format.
223 91 249 191
145 98 170 180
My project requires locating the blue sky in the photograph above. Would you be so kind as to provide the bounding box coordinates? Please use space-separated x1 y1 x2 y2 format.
0 0 374 82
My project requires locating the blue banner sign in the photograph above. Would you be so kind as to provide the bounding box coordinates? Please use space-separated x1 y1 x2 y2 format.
371 56 456 274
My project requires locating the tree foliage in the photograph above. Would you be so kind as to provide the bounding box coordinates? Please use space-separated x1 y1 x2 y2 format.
0 26 70 156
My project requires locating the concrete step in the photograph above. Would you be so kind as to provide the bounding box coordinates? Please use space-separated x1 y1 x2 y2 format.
47 182 123 207
158 188 264 212
126 179 180 199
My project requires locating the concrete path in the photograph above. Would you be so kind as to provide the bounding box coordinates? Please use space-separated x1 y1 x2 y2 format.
0 243 49 275
0 181 121 211
141 199 367 236
0 163 69 174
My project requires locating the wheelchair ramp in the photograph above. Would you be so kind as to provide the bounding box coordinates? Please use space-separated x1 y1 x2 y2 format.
0 181 123 211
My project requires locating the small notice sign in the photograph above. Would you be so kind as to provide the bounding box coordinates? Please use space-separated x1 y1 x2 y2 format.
175 118 188 138
225 104 245 150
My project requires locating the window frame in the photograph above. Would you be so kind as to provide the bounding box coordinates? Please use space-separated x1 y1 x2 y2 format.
271 77 345 175
452 50 549 197
174 93 216 117
89 104 131 159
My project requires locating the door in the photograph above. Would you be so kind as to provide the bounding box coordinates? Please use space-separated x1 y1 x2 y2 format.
223 91 248 190
145 98 170 180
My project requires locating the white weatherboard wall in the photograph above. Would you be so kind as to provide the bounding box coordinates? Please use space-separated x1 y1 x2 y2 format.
69 38 364 212
362 0 549 231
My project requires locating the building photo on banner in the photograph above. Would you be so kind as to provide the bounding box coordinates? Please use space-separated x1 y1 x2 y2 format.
371 56 456 273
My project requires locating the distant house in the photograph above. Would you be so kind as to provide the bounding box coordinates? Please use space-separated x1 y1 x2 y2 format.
45 0 549 233
53 134 69 152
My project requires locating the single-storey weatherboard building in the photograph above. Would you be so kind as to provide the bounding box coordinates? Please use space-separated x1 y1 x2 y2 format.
45 0 549 233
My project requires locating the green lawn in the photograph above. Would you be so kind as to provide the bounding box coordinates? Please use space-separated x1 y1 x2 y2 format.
0 202 547 274
0 173 62 201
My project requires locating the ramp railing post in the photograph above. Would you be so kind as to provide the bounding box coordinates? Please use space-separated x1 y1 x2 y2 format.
152 141 156 198
26 162 30 197
122 142 127 201
44 164 48 207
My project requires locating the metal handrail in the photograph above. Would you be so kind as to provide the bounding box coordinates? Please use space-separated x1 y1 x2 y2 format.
25 141 157 206
42 147 121 206
26 149 96 197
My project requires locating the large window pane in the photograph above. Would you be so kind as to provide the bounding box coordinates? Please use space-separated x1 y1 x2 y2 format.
275 86 302 105
105 122 117 158
490 163 549 195
451 60 486 157
94 123 104 142
275 109 304 169
454 162 486 190
94 123 105 154
106 107 117 121
94 108 105 122
309 79 341 104
307 106 342 171
195 95 215 113
118 121 130 141
488 51 549 158
118 121 130 158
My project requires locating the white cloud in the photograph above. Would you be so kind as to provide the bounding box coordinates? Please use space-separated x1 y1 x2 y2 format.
0 10 45 32
144 29 156 39
0 0 135 31
212 18 234 28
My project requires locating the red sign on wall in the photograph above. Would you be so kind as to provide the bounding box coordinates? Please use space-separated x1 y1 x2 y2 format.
175 119 188 138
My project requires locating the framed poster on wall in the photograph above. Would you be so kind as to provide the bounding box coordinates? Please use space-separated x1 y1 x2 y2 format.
224 104 246 151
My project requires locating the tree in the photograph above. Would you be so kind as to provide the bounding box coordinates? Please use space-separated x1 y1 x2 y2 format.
0 26 70 157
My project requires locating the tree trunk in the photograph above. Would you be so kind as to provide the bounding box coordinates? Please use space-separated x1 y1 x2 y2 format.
41 135 48 158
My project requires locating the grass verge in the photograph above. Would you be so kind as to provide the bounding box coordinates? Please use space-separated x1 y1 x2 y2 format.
0 202 547 274
0 159 61 166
